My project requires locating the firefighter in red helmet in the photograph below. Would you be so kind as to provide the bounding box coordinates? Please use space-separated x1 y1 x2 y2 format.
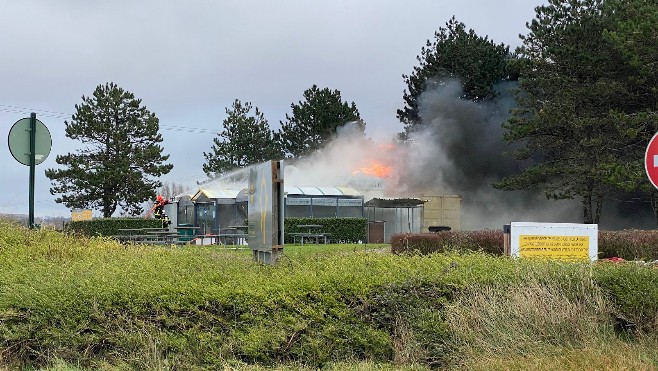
153 195 171 228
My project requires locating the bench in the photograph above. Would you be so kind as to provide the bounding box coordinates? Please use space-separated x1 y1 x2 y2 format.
116 231 191 245
218 233 248 246
289 232 331 244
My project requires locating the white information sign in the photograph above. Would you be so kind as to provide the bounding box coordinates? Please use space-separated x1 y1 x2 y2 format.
510 222 598 262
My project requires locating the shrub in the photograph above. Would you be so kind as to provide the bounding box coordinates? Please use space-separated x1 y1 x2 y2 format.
598 230 658 261
285 217 367 244
393 229 658 261
593 262 658 333
66 218 163 237
353 280 453 366
391 230 503 255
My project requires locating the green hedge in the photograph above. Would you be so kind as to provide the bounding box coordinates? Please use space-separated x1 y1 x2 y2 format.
391 230 503 255
69 217 368 242
285 217 367 244
67 218 163 237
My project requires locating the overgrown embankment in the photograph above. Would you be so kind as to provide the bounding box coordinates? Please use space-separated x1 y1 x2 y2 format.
0 220 656 370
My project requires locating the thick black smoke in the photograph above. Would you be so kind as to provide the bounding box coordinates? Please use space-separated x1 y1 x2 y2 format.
391 80 579 229
393 79 655 230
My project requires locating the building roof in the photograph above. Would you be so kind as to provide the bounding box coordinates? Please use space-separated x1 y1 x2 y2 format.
364 198 426 208
191 189 244 202
284 186 362 196
189 186 363 203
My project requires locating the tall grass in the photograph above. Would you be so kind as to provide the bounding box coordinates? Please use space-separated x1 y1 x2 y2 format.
446 274 612 358
0 219 657 370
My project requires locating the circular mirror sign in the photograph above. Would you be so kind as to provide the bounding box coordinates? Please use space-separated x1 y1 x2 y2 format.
8 117 52 166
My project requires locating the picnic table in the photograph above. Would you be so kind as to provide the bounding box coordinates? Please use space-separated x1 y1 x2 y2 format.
118 228 143 234
210 226 247 246
174 226 201 242
146 229 181 243
117 228 189 245
117 228 146 243
174 226 201 233
290 224 331 244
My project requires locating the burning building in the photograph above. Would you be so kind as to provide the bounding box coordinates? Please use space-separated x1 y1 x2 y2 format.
344 153 461 242
170 134 461 243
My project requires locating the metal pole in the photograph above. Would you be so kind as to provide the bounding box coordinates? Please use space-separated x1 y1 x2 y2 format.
28 113 36 229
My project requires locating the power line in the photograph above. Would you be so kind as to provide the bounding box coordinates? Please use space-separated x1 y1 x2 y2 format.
1 103 220 186
0 104 219 134
0 104 70 118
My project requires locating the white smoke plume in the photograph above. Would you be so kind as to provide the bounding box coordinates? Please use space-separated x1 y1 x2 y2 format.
285 80 583 230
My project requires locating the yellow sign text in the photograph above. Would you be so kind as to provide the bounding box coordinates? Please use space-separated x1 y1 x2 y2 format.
519 235 589 260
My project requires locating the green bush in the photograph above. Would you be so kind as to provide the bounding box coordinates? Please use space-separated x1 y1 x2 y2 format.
391 230 503 255
66 218 163 237
285 217 367 244
593 261 658 332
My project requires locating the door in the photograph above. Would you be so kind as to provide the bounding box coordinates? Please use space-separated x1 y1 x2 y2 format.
368 221 385 243
195 203 215 235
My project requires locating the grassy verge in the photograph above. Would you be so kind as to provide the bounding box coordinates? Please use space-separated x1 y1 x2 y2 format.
0 220 657 370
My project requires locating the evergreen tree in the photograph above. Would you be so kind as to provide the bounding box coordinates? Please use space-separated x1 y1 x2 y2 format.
495 0 656 224
601 0 658 224
276 85 364 158
45 83 173 217
397 16 513 135
202 99 280 178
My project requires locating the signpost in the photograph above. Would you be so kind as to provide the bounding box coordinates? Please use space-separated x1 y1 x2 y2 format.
7 113 52 229
645 132 658 189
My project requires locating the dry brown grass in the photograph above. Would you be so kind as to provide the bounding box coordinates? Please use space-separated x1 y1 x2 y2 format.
444 272 658 370
459 340 658 371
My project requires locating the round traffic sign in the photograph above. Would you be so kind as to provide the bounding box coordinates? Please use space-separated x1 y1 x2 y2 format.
8 117 52 166
645 132 658 189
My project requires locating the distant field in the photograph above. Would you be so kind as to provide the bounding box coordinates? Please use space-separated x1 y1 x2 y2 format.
0 219 656 370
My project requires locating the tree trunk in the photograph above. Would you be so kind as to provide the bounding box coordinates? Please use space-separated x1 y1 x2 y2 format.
651 191 658 228
582 193 594 224
593 194 604 224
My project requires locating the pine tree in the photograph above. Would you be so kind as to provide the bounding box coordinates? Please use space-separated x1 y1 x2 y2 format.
397 16 513 135
45 83 173 217
276 85 364 158
202 99 280 178
495 0 657 224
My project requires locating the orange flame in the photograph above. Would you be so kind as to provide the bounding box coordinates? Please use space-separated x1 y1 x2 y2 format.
352 161 392 178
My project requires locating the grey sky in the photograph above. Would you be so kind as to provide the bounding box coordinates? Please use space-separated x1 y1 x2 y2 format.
0 0 541 217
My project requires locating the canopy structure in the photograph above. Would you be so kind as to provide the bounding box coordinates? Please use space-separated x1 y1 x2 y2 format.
284 186 362 196
191 189 244 204
284 186 364 218
364 198 425 243
186 188 248 235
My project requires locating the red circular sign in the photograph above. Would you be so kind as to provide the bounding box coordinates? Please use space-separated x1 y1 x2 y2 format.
645 132 658 189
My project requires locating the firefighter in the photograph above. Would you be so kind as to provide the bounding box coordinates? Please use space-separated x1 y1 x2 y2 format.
153 195 171 228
